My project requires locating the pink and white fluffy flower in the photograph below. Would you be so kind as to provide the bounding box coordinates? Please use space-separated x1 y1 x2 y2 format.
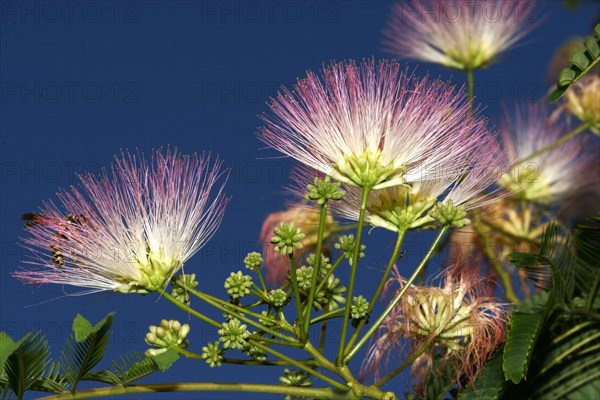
497 104 599 206
362 267 506 387
259 59 483 190
330 134 507 232
15 149 229 294
384 0 535 70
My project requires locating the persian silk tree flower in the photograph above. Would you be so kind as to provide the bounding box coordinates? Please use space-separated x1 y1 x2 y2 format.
362 268 506 386
259 59 481 190
15 149 229 294
383 0 535 71
497 105 599 206
331 134 507 232
260 204 337 285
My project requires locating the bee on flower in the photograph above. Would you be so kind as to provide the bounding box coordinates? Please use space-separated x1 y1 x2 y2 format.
383 0 536 71
15 149 229 294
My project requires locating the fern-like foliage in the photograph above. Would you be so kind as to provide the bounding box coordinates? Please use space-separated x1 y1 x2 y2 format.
463 214 600 399
112 350 179 385
60 313 114 393
2 332 50 400
551 23 600 102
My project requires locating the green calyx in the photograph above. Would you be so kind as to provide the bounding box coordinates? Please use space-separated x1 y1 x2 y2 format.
145 319 190 356
429 200 471 228
305 176 346 205
334 149 406 190
271 222 305 255
117 250 183 294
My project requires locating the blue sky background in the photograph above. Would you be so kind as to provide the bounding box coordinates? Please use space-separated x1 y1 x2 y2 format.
1 1 599 399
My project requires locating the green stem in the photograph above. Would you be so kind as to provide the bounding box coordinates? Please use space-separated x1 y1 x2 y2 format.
38 383 356 400
305 202 330 340
183 287 299 343
222 357 318 367
250 341 349 392
288 253 305 334
374 342 430 388
473 215 520 303
319 304 330 352
513 124 588 166
344 229 406 355
256 268 268 293
466 68 474 102
344 226 449 364
315 256 344 294
159 290 221 328
337 186 371 365
311 308 345 324
586 273 600 311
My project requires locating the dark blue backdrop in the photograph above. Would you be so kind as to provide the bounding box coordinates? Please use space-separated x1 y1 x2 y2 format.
1 1 599 399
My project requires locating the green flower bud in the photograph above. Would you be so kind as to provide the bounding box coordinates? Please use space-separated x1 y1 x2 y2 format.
429 200 471 228
259 310 277 328
170 273 199 305
269 289 288 308
243 344 267 361
224 271 253 299
218 319 250 350
335 234 366 265
271 222 305 255
201 341 224 367
305 176 346 205
279 368 312 387
244 251 263 271
351 295 369 319
145 319 190 351
313 274 346 311
296 266 314 290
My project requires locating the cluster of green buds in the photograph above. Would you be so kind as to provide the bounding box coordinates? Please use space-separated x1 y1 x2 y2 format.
306 253 333 279
279 368 313 388
243 343 267 362
170 273 199 305
305 176 346 205
268 289 289 308
351 295 369 320
313 274 346 311
218 318 251 350
296 265 314 290
201 341 224 367
244 251 263 271
224 271 253 299
429 200 471 228
145 319 190 356
335 234 366 265
271 222 306 255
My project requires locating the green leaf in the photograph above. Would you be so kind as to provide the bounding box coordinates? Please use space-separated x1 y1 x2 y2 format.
569 51 589 70
509 252 539 268
458 350 506 400
111 349 179 385
0 333 18 375
584 36 600 58
503 311 545 383
60 313 114 392
551 23 600 102
4 332 50 400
